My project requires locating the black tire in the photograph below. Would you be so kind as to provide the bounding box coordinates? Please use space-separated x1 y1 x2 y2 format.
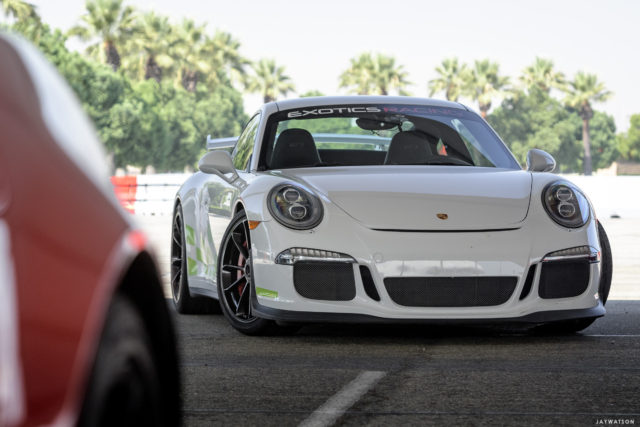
171 204 221 314
77 294 166 427
217 211 274 335
597 221 613 305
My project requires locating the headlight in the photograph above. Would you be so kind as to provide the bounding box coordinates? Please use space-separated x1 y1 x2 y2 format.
268 183 323 230
542 181 590 228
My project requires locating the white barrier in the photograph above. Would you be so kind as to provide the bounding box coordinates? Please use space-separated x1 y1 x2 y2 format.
116 173 640 218
562 175 640 219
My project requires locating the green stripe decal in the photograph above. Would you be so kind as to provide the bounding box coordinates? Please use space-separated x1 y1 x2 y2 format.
187 257 198 276
185 224 195 246
256 287 278 299
196 247 204 263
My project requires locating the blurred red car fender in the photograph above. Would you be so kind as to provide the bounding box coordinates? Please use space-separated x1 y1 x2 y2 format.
0 33 180 426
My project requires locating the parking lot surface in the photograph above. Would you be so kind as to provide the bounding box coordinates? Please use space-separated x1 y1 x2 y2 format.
138 215 640 426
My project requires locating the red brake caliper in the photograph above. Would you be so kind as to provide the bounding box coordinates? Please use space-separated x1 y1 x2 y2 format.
236 241 248 295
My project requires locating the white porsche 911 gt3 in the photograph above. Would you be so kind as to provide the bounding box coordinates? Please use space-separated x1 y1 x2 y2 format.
171 96 612 335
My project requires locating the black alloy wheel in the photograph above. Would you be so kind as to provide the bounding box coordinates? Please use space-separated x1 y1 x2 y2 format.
171 204 220 314
218 211 273 335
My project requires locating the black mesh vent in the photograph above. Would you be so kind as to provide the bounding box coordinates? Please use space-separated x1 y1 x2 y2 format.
359 265 380 301
293 262 356 301
383 277 517 307
519 264 537 300
539 260 590 299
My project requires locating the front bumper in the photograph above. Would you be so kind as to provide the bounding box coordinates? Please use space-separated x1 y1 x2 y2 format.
249 203 603 323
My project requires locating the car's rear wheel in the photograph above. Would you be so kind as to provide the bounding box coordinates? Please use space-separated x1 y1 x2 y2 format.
171 204 220 314
536 221 613 334
78 294 167 427
218 211 274 335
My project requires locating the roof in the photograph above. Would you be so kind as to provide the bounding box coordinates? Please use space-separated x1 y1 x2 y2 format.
274 95 468 111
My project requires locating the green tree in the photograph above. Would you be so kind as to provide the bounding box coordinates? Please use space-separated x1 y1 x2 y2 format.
171 18 211 92
519 57 566 94
588 111 618 170
101 80 169 169
428 57 469 101
489 90 580 171
121 11 176 82
247 58 295 103
489 89 617 173
617 114 640 161
1 0 37 22
466 59 510 118
300 90 325 97
564 72 612 175
339 52 410 96
202 30 250 89
68 0 137 71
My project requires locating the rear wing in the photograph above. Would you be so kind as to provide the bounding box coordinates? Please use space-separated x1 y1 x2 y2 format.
312 133 391 151
206 135 237 151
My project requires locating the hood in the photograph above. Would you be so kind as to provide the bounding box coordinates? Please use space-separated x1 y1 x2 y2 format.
285 166 532 231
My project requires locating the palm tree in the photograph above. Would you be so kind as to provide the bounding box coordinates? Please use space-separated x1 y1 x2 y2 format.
203 30 250 88
1 0 36 21
68 0 137 71
122 12 176 82
247 59 295 103
339 52 410 96
520 57 566 93
564 72 612 175
465 59 510 118
428 57 470 101
171 18 209 92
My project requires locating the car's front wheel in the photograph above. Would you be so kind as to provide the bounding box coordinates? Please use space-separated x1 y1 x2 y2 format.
217 211 274 335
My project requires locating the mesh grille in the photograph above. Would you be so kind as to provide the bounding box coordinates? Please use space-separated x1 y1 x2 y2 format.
293 262 355 301
539 260 590 299
383 277 517 307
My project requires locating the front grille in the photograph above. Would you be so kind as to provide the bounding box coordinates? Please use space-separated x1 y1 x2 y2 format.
539 260 590 299
383 277 517 307
293 262 356 301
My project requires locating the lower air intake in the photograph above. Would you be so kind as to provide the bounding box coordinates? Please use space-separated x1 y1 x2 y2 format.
539 260 590 299
383 277 517 307
293 262 356 301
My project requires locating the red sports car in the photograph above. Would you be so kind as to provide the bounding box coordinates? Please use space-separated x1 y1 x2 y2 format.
0 33 180 426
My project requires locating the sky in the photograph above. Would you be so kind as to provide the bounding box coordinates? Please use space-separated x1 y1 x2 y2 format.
27 0 640 132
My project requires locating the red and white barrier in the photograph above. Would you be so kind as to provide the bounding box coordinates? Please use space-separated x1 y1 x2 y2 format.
110 174 190 215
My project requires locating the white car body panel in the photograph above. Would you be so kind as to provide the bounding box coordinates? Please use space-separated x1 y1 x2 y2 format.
174 96 604 323
283 166 532 230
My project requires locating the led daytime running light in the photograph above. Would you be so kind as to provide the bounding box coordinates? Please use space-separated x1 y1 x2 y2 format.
275 248 356 265
542 245 600 263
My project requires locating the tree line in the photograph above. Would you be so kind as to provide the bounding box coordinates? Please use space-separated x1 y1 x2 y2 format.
2 0 639 174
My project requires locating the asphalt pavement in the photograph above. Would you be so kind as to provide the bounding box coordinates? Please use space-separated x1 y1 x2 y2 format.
137 214 640 426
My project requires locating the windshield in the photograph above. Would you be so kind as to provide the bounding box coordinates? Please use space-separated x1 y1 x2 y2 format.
258 104 520 170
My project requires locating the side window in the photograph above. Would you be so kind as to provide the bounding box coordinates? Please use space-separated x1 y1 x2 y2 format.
232 114 260 170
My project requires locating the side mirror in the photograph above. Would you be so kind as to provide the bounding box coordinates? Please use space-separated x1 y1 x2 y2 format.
198 151 237 180
526 149 556 173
